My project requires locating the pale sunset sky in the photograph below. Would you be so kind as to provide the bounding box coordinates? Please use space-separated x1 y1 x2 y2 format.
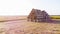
0 0 60 16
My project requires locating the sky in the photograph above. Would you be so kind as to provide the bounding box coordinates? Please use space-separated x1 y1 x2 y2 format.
0 0 60 16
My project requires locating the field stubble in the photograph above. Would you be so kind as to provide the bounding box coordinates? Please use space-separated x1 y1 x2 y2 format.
0 16 60 34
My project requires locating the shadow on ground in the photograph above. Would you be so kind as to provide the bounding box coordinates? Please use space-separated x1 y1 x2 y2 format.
49 20 60 23
42 20 60 24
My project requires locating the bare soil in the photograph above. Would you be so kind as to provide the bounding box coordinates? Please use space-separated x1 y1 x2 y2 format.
0 16 60 34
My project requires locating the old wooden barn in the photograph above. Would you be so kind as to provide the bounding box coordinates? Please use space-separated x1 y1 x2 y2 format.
27 8 51 22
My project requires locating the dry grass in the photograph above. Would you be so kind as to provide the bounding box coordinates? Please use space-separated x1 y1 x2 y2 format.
0 16 27 21
51 15 60 19
21 22 60 34
0 16 60 34
0 23 5 34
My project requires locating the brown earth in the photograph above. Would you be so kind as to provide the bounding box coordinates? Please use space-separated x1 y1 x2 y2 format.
0 16 60 34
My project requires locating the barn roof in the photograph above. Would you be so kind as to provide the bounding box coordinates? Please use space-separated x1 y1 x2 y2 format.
29 8 50 18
